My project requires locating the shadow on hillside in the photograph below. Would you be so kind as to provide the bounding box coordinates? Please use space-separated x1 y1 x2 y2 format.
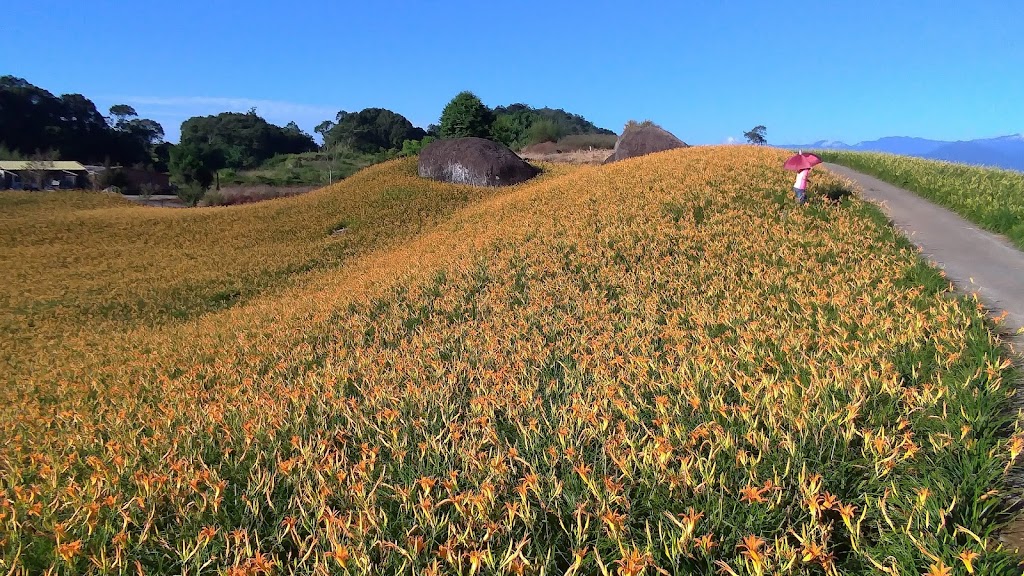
818 182 854 203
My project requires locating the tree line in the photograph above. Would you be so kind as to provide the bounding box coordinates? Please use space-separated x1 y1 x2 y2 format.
0 76 169 170
437 92 616 150
0 78 616 203
309 93 616 157
170 91 616 203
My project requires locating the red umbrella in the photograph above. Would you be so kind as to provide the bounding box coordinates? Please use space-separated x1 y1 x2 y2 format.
784 152 822 171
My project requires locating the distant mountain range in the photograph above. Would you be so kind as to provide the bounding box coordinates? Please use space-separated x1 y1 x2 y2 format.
779 134 1024 172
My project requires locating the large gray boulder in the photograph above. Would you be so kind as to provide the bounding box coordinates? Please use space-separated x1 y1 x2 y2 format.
418 137 539 187
604 122 689 164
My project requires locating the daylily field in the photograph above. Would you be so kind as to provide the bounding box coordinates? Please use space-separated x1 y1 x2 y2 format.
0 147 1020 575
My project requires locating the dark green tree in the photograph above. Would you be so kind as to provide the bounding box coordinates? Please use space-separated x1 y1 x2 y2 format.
439 91 494 139
744 125 767 145
0 77 64 156
124 119 165 146
152 142 174 173
493 104 614 138
106 104 164 167
169 143 215 206
108 104 138 129
58 93 119 162
0 77 163 166
488 103 614 149
179 111 315 170
490 113 533 149
325 108 425 153
314 120 335 143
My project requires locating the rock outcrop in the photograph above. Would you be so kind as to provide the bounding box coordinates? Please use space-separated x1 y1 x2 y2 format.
418 137 539 187
604 122 688 164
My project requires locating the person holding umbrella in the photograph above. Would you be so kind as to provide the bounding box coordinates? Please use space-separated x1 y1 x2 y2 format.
784 151 822 205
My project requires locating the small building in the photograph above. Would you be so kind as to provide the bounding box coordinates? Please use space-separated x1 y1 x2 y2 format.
0 160 89 190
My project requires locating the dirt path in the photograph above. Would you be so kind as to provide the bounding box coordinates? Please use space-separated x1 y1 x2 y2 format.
825 162 1024 550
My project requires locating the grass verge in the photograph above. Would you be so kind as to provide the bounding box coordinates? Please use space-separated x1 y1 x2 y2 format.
819 150 1024 250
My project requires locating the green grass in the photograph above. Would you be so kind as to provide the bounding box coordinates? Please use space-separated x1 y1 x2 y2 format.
219 149 398 187
819 151 1024 249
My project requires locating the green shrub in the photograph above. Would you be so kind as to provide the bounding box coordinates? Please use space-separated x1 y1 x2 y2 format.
201 188 226 206
490 114 529 149
624 119 658 130
526 119 562 145
176 183 206 207
400 136 436 157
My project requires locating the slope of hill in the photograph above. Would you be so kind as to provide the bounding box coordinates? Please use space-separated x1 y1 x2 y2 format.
0 148 1019 575
785 134 1024 171
0 159 576 336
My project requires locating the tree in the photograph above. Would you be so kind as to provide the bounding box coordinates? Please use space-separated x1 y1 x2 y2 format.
744 125 767 145
488 103 614 149
439 91 494 139
152 142 174 173
490 113 532 149
179 112 315 170
0 77 65 156
324 108 425 153
314 120 337 183
399 136 436 157
493 104 614 137
123 118 165 146
57 94 110 161
314 120 335 143
0 77 164 167
169 143 214 206
108 104 138 129
526 118 562 145
106 104 164 165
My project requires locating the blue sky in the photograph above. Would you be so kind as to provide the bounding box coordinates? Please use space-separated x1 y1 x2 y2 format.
3 0 1022 145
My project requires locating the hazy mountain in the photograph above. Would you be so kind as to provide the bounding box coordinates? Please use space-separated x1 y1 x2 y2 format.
923 141 1020 170
972 134 1024 169
782 134 1024 171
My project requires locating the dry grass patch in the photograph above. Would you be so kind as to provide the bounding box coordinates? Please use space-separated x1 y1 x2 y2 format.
519 148 610 165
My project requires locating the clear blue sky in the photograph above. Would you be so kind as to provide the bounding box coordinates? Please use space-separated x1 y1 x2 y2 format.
3 0 1022 145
